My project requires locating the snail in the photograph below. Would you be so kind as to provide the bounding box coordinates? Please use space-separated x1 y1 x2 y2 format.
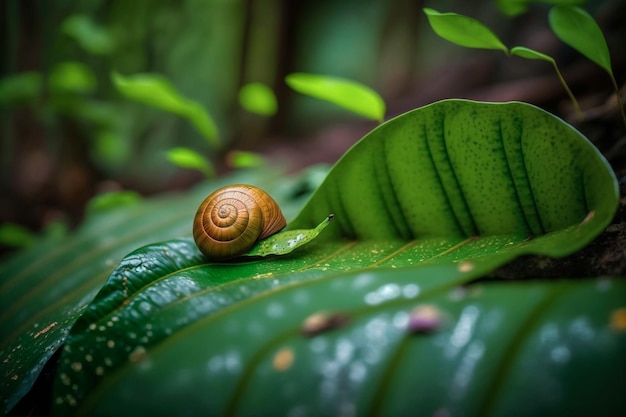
193 184 287 260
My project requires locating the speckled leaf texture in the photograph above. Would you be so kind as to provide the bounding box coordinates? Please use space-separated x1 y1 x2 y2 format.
1 100 622 417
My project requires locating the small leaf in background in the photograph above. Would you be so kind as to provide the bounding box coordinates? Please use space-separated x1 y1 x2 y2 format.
510 46 581 114
62 14 114 55
0 223 37 248
226 150 266 168
423 8 508 53
548 5 611 74
166 147 215 178
0 72 42 105
497 0 585 17
92 130 130 169
285 72 385 122
239 82 278 116
112 72 218 145
86 191 142 215
49 61 97 94
41 221 68 242
549 5 625 127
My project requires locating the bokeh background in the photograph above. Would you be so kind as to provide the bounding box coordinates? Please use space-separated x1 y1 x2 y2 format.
1 0 625 258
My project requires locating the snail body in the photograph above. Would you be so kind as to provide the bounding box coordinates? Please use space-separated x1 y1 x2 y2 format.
193 184 286 260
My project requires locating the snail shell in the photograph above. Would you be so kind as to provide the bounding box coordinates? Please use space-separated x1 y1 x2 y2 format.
193 184 286 260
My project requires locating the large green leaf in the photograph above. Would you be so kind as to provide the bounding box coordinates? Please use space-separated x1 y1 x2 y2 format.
291 100 616 258
1 100 618 415
46 100 619 415
52 244 626 415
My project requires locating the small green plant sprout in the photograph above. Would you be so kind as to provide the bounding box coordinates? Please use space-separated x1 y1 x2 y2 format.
422 8 507 52
549 5 626 127
0 220 67 249
49 62 97 94
0 223 37 249
496 0 584 17
86 190 142 214
166 147 215 178
112 72 218 146
0 72 42 105
423 8 581 116
238 82 278 116
285 73 386 122
226 150 266 169
62 14 114 55
509 47 580 114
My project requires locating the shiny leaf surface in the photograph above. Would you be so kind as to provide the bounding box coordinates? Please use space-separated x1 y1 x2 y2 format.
54 257 626 416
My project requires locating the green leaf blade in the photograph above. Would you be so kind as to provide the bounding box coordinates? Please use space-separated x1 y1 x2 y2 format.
53 263 626 416
285 73 385 122
166 147 215 178
239 82 278 116
549 5 612 74
423 8 508 53
291 100 617 259
111 72 218 145
510 46 554 63
497 0 585 17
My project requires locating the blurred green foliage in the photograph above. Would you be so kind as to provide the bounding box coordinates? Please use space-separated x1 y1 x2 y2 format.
2 0 417 186
239 83 278 116
1 0 622 256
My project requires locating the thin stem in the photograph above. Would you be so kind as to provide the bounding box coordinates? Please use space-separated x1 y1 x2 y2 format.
552 61 582 118
609 73 626 131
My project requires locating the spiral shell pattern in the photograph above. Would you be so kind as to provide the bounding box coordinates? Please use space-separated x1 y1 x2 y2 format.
193 184 286 259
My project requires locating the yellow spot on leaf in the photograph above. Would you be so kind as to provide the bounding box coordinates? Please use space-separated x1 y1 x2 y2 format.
273 348 294 372
33 322 57 339
582 210 596 224
458 262 474 272
610 307 626 332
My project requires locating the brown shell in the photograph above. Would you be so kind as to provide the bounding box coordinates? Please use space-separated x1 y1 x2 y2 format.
193 184 286 260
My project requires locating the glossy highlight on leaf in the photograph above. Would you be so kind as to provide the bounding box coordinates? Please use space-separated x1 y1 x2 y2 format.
423 8 508 53
285 73 385 122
